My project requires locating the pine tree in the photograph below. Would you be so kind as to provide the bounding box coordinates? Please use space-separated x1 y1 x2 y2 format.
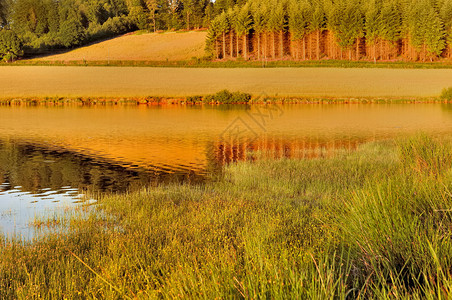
227 7 236 57
145 0 158 32
217 11 229 59
235 3 252 59
424 1 446 58
365 0 381 61
379 0 402 59
251 0 266 59
267 0 285 58
288 0 311 59
327 0 364 60
310 0 325 59
440 0 452 57
206 16 221 58
407 0 445 60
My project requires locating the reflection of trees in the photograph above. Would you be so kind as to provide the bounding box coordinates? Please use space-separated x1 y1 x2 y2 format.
0 140 205 194
212 136 369 164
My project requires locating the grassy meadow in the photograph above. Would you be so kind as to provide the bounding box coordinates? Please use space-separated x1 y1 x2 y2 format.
0 67 452 99
1 135 451 298
32 31 207 62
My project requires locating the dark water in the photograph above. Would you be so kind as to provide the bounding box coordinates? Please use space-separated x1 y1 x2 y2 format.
2 104 452 238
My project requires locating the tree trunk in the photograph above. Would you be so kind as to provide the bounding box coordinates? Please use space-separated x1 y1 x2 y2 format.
187 12 190 30
296 39 299 60
303 36 306 60
215 39 219 59
257 33 261 60
380 40 383 61
308 33 312 60
230 32 233 57
244 34 247 60
373 42 376 62
237 32 240 57
272 32 276 59
280 30 283 59
356 38 359 60
316 30 320 60
222 32 226 59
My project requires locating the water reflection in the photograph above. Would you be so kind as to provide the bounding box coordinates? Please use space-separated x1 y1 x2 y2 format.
2 104 452 238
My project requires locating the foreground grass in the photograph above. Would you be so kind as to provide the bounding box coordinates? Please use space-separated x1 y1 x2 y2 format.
1 135 451 298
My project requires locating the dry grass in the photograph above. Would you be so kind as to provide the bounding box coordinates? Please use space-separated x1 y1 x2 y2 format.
33 31 207 62
0 67 451 98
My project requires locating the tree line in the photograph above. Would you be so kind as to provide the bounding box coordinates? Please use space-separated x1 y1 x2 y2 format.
206 0 452 61
0 0 244 61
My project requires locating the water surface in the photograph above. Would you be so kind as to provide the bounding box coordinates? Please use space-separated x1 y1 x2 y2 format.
2 104 452 237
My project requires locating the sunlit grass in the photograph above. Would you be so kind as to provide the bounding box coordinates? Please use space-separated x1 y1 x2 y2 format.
0 135 451 298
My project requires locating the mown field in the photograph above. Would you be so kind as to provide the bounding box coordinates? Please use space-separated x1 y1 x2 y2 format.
33 31 207 62
1 135 451 298
1 67 452 98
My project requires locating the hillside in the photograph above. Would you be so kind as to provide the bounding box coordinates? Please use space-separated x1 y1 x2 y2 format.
34 31 207 62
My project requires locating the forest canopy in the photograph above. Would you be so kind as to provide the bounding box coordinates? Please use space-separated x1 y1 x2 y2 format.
0 0 224 59
206 0 452 61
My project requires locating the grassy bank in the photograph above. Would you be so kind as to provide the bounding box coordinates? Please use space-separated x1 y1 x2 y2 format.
1 135 451 298
6 59 452 69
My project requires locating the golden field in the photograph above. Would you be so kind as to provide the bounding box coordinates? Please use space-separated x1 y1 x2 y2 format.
34 31 207 62
0 66 451 98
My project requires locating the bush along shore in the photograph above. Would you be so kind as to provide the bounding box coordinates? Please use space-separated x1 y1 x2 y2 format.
0 135 451 298
1 88 452 106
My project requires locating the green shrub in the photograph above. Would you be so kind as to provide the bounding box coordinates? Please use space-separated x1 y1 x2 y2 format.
440 87 452 100
231 91 251 103
204 90 252 104
186 95 202 104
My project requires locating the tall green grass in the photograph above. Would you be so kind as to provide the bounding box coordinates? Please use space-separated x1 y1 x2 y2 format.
0 136 451 298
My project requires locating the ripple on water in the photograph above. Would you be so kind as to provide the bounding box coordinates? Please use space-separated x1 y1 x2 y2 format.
0 183 97 240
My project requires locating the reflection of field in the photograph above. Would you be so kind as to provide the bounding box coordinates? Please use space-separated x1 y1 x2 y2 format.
34 31 207 62
1 67 452 98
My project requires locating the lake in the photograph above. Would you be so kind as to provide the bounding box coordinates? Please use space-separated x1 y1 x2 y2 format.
2 103 452 238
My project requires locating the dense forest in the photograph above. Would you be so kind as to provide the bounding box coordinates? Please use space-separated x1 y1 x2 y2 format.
207 0 452 61
0 0 231 60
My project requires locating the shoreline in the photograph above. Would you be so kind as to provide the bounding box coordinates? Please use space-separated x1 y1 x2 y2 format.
0 96 449 105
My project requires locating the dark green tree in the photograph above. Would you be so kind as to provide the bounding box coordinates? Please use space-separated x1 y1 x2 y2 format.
58 17 85 47
0 29 23 62
0 0 9 27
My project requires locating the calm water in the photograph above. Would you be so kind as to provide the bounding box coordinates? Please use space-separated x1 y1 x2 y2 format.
2 104 452 238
